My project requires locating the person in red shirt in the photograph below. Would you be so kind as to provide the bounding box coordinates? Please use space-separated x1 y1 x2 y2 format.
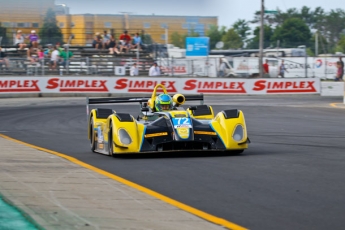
263 59 269 77
119 30 132 53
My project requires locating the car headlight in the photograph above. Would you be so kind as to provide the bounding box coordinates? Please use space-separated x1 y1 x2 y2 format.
118 129 132 145
232 125 244 141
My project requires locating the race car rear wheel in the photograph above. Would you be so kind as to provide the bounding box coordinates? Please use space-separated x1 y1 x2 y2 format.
90 118 96 152
108 124 114 157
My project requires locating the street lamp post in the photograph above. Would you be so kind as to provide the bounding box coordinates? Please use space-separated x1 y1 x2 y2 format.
259 0 264 78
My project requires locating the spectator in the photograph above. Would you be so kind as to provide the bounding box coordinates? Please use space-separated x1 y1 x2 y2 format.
27 47 38 64
27 30 39 48
55 42 64 53
130 63 139 76
339 56 344 79
44 44 53 58
335 61 343 81
149 62 161 76
59 47 73 68
218 59 226 77
132 33 142 50
92 32 102 49
119 30 131 53
49 46 60 70
102 30 110 49
108 35 120 55
263 59 269 77
279 59 288 78
14 30 27 50
38 47 44 60
0 47 10 69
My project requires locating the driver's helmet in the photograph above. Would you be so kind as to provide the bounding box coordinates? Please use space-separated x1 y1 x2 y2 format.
155 94 173 111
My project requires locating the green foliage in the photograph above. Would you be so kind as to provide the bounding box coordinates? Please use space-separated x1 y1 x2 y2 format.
206 25 226 49
39 8 63 45
232 19 251 44
271 18 311 48
170 30 199 48
335 35 345 53
246 25 274 49
142 34 153 44
170 32 184 48
221 28 243 49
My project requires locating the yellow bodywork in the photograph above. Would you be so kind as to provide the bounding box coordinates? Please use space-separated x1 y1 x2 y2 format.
210 111 248 150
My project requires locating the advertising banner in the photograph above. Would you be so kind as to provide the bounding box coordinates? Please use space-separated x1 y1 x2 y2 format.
0 77 321 95
185 37 210 56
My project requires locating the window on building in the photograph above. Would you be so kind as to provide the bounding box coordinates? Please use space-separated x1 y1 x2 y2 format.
161 34 166 40
1 22 10 27
161 23 168 29
59 22 64 28
18 23 31 28
182 23 189 29
4 22 17 27
186 17 199 24
70 22 75 28
143 23 151 28
104 22 112 28
32 23 39 28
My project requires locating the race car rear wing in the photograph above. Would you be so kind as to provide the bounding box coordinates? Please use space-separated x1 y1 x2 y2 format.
86 94 204 118
87 94 204 105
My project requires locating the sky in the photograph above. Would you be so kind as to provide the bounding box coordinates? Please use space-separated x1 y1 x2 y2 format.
55 0 342 28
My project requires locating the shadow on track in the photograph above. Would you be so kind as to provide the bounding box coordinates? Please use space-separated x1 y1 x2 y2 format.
108 151 247 159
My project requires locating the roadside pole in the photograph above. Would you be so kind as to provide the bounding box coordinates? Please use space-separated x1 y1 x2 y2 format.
259 0 264 78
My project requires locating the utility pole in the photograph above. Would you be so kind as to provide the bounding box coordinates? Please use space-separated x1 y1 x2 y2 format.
315 30 318 57
259 0 264 78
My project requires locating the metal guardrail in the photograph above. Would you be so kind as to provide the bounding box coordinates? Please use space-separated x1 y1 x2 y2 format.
0 57 155 76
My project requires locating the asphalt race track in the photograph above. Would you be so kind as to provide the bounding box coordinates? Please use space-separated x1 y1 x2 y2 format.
1 95 345 230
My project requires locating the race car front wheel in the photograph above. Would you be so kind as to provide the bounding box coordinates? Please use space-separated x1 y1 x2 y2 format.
108 124 114 157
90 119 96 152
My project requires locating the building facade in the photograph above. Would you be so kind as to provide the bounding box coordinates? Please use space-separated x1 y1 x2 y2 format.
56 14 218 46
0 0 55 37
0 0 217 46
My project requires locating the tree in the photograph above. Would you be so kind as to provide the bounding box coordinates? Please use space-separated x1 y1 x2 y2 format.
170 32 184 48
221 28 243 49
142 34 153 45
335 35 345 53
271 18 311 48
232 19 251 46
39 8 63 45
206 25 226 49
0 23 8 46
246 25 274 49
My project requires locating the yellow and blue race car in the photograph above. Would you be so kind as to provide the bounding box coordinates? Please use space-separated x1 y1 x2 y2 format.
87 84 249 155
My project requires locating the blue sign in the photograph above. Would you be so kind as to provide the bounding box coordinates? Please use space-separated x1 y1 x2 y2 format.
185 37 210 56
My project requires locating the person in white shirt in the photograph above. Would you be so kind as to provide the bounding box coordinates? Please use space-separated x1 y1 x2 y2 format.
149 62 161 76
49 46 60 70
130 63 139 76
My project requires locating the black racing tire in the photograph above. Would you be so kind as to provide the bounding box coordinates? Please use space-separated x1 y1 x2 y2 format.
90 118 96 152
108 124 114 157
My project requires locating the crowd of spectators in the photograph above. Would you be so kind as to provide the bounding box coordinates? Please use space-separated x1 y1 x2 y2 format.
92 30 143 54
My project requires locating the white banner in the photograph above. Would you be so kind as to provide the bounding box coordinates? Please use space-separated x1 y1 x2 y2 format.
0 77 321 95
321 82 344 96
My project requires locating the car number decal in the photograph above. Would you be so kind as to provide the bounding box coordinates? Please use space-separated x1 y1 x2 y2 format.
172 118 192 128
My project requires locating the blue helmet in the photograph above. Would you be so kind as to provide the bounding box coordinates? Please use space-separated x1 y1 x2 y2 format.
155 94 173 111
